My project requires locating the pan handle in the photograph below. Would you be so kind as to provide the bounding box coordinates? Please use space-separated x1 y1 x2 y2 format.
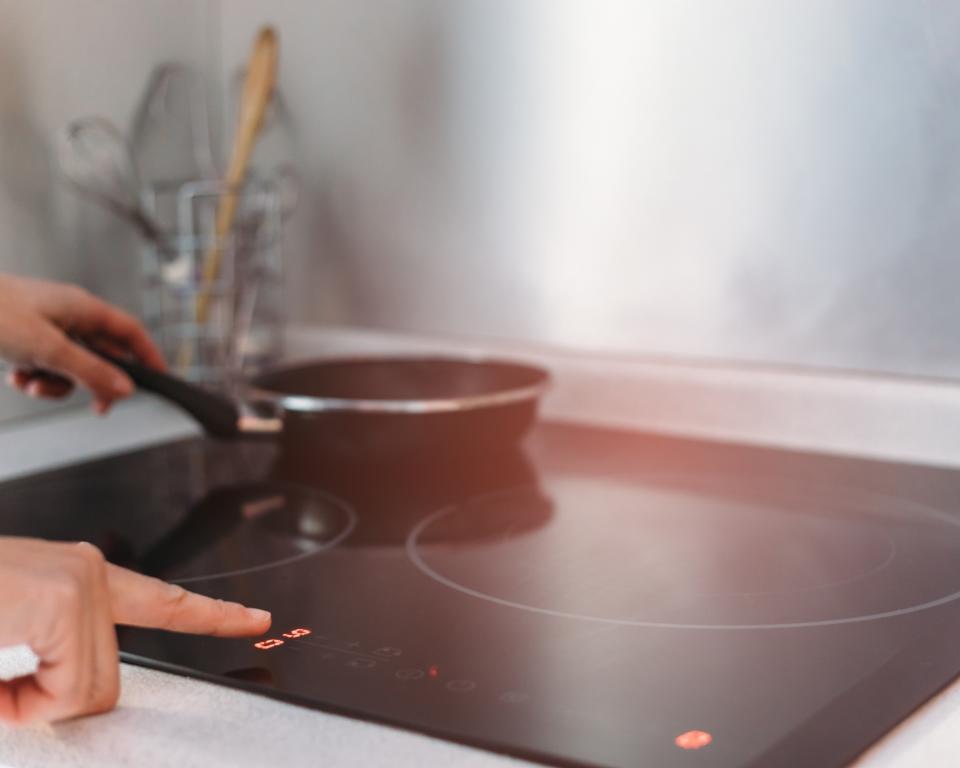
99 352 243 438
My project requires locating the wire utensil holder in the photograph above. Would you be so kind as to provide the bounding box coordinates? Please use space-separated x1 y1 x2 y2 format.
140 178 285 391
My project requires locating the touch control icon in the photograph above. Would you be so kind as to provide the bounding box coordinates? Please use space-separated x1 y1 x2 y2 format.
445 679 477 693
347 658 377 669
675 730 713 750
395 668 426 681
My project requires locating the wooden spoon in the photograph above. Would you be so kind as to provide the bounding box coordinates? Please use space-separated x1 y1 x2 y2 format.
178 26 279 371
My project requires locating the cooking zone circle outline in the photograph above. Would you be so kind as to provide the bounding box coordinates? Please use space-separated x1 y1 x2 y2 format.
405 476 960 630
172 488 357 584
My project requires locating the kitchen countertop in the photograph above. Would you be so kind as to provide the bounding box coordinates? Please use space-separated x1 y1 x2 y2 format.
5 325 960 767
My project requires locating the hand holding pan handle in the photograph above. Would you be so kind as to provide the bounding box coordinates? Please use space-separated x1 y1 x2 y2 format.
94 350 549 454
98 351 281 439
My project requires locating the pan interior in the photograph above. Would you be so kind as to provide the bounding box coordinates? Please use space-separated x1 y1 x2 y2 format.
250 357 548 402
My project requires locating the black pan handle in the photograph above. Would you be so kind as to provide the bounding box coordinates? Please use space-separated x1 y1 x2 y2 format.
100 352 242 438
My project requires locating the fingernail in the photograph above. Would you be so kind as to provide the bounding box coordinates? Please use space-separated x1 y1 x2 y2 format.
26 381 42 398
247 608 271 624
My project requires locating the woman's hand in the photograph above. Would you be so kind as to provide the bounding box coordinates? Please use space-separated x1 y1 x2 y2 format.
0 274 166 413
0 537 271 724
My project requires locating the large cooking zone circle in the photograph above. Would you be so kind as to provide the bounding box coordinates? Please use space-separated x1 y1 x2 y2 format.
406 475 960 630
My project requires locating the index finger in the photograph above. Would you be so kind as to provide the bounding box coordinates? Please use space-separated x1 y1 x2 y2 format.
69 295 167 372
106 563 271 637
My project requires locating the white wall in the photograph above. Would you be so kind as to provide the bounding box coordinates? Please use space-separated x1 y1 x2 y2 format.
0 0 214 420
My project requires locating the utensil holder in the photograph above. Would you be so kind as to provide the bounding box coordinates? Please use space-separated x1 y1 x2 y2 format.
140 178 285 392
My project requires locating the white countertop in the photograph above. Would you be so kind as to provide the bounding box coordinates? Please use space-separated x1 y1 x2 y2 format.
5 325 960 767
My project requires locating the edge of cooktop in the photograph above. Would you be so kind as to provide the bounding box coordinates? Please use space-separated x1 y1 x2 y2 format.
117 650 596 768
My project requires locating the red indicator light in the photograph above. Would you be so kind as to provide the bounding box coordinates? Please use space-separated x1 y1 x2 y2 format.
428 665 440 679
254 638 285 650
675 730 713 750
282 628 312 639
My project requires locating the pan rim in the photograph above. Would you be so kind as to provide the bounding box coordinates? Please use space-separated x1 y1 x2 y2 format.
245 356 551 415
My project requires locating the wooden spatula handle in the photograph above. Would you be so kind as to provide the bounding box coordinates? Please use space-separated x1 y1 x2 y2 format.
179 26 278 371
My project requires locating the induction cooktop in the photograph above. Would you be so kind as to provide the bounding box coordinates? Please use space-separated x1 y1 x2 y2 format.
3 421 960 768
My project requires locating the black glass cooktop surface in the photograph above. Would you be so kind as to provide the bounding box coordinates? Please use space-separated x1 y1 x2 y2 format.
3 422 960 767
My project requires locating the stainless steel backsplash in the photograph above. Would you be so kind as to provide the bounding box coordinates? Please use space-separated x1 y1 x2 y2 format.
221 0 960 379
2 0 960 427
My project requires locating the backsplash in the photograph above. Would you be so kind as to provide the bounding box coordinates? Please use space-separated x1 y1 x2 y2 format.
221 0 960 379
3 0 960 423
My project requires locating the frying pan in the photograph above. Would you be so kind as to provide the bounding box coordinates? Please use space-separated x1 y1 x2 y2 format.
105 355 550 457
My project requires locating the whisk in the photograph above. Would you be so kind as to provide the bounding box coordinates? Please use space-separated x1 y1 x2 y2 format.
56 117 175 259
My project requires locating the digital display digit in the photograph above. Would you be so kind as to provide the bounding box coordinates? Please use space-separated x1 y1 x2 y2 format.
254 627 314 650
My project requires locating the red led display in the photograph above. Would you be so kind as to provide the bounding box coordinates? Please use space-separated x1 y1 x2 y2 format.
428 665 440 679
675 730 713 750
254 627 314 650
